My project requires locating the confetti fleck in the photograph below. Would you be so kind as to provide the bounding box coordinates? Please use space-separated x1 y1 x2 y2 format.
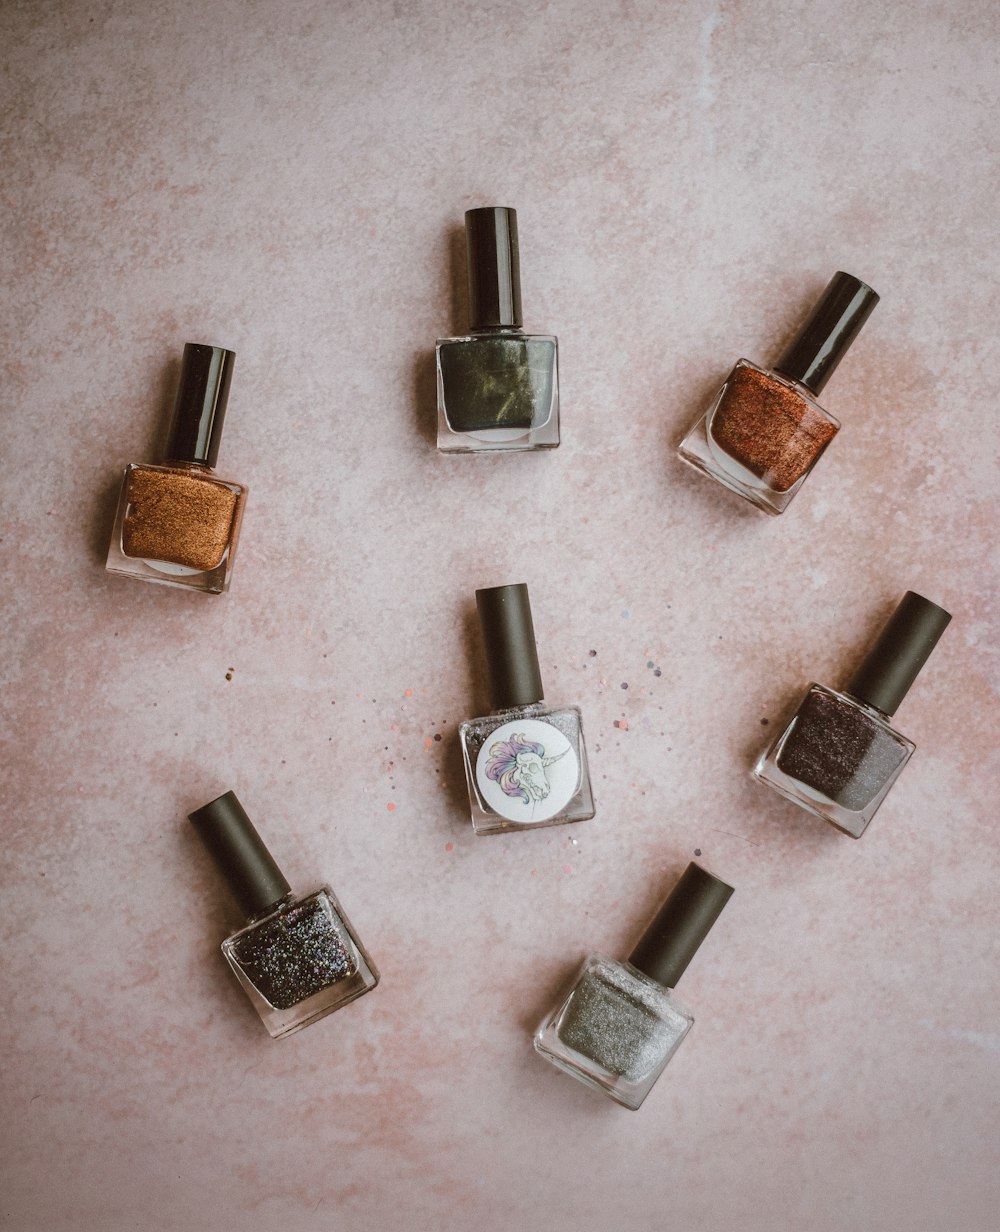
613 719 629 731
386 802 397 812
445 842 454 853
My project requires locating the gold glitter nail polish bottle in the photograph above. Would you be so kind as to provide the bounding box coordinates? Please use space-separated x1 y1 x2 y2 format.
106 343 247 593
678 272 879 514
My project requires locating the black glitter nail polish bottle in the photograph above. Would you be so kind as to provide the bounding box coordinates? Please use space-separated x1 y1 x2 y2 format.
189 791 379 1038
753 592 951 837
436 207 560 452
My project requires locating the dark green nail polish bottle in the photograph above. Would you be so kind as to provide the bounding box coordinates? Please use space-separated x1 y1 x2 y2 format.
437 207 560 452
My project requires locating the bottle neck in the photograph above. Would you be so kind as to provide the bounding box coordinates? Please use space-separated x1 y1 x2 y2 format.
244 890 295 924
489 699 545 718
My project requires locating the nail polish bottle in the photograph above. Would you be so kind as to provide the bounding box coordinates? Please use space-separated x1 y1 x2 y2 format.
535 863 734 1110
188 791 378 1038
678 272 879 513
459 583 594 835
754 591 951 837
106 343 248 593
437 207 559 452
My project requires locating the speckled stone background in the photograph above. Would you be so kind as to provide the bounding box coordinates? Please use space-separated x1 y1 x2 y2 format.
2 3 999 1230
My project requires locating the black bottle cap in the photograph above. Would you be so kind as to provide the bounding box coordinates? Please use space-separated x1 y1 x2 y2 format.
189 790 291 919
164 342 236 467
465 206 522 331
773 272 879 396
628 863 734 990
845 591 951 717
475 583 544 710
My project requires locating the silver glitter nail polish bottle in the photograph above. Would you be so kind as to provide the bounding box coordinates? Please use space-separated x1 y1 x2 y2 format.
459 584 595 836
534 863 733 1110
189 791 379 1039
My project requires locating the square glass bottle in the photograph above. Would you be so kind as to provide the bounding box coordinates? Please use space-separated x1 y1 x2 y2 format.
678 272 879 514
106 343 248 593
437 206 559 453
754 591 951 837
459 583 594 835
189 791 378 1038
535 863 733 1110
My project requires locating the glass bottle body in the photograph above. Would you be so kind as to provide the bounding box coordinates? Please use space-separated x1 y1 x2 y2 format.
106 460 247 594
678 358 839 514
753 683 914 837
436 330 559 452
459 702 593 835
222 886 378 1038
534 953 694 1110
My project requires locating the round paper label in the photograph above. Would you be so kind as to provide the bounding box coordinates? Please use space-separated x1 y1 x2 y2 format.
475 717 580 824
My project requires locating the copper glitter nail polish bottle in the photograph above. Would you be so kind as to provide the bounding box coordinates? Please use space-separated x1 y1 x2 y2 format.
459 584 595 835
106 343 247 593
678 272 879 514
534 863 733 1110
436 207 560 452
754 592 951 837
189 792 379 1039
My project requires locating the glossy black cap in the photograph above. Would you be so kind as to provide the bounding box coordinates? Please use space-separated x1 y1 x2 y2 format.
164 342 236 467
845 591 951 717
774 272 879 395
628 863 734 990
465 207 522 330
475 583 544 710
189 791 291 919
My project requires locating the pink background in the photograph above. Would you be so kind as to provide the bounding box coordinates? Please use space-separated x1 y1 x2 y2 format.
2 2 999 1230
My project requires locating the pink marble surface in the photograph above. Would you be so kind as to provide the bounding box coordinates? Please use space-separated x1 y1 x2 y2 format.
2 2 999 1229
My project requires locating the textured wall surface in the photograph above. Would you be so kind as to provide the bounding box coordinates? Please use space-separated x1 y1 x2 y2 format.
2 2 998 1230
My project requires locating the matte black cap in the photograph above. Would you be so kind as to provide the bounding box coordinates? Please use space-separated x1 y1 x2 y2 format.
165 342 236 467
188 791 291 919
845 591 951 717
628 863 734 990
774 272 879 395
475 583 544 709
465 207 522 330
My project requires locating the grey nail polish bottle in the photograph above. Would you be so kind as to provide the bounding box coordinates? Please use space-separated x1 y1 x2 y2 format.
535 863 733 1110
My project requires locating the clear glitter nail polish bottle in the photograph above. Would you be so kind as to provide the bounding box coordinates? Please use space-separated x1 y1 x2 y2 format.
754 591 951 837
459 584 594 835
535 863 734 1110
189 791 378 1038
678 273 879 514
106 343 248 594
436 207 559 452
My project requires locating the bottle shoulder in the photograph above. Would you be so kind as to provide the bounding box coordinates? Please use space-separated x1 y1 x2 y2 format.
437 330 557 347
123 459 247 495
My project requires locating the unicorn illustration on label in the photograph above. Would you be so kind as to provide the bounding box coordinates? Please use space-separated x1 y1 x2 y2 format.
485 733 569 807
